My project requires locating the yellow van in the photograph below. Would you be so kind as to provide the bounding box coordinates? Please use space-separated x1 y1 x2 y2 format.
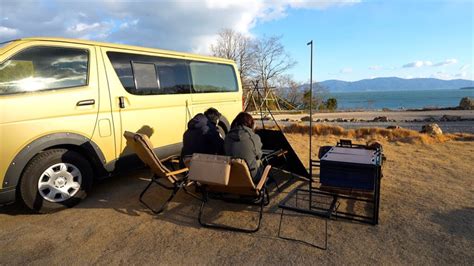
0 37 242 212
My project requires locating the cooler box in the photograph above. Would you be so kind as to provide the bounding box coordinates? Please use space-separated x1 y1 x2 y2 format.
320 147 381 190
188 153 231 186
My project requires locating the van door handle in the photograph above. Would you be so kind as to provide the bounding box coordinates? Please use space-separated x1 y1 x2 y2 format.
76 99 95 106
119 96 125 108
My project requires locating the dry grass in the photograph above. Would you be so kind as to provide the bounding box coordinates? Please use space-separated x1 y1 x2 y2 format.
278 123 474 145
1 134 473 264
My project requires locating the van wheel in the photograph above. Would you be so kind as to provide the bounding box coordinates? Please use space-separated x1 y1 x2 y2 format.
20 149 93 213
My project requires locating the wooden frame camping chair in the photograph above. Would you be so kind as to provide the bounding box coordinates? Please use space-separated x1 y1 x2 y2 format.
123 131 190 214
188 153 272 233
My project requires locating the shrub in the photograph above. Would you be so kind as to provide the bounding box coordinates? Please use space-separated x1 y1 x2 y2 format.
325 98 338 111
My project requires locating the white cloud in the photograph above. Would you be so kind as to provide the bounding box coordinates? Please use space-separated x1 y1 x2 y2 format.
433 58 458 67
460 64 471 71
403 58 460 69
191 34 220 54
66 22 113 40
0 0 359 54
369 65 382 70
287 0 361 9
402 60 433 68
0 26 19 38
119 19 139 30
340 67 353 74
67 23 101 33
430 71 453 80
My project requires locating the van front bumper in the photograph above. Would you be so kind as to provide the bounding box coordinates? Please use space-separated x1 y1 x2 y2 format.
0 186 16 205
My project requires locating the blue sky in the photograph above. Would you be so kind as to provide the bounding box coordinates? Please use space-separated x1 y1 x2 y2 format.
253 1 473 82
1 0 472 82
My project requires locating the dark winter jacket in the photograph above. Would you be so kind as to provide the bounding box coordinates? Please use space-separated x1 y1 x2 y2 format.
181 114 224 159
224 125 263 182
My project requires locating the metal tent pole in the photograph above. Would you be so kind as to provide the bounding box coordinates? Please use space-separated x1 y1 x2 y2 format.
307 40 313 209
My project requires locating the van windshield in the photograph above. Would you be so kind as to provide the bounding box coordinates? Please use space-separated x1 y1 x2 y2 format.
0 46 89 95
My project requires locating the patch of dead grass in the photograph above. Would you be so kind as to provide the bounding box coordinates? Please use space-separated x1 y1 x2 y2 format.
278 123 474 145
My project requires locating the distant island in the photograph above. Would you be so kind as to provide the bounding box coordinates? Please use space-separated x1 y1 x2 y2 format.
460 87 474 90
312 77 474 92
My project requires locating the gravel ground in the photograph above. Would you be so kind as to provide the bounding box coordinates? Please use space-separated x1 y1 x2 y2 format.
1 135 473 264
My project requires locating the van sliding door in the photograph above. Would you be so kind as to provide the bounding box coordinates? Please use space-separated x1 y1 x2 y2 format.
102 49 192 160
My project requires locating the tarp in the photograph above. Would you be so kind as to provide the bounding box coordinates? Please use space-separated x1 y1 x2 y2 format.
256 129 309 179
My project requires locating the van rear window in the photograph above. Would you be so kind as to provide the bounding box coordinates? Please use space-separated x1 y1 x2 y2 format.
189 61 238 93
0 46 88 95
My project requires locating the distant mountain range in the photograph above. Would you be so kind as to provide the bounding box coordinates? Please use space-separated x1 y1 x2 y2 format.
314 77 474 92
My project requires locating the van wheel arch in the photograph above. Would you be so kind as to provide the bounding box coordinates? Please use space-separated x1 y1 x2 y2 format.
20 148 93 213
3 133 107 192
47 144 107 179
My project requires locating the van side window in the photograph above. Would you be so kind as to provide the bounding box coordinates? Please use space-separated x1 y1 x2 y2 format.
107 52 191 95
0 46 88 95
132 62 159 93
189 61 238 93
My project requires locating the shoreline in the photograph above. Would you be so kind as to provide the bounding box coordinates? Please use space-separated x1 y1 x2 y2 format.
255 109 474 134
259 109 474 122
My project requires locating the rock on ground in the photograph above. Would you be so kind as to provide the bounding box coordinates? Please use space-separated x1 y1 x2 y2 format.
440 115 462 121
459 97 474 110
300 116 311 121
373 116 389 122
421 123 443 135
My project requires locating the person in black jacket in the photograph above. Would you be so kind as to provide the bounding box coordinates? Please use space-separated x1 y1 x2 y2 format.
224 112 263 182
181 108 224 163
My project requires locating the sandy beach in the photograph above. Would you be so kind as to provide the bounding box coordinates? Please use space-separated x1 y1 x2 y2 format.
1 132 473 264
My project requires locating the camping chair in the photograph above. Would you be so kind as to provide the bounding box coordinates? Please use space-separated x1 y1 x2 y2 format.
188 154 272 233
338 139 353 147
123 131 189 214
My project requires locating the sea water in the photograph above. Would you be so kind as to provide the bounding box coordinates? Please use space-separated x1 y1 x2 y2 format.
328 89 474 110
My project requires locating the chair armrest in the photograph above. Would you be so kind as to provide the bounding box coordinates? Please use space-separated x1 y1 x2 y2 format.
170 159 180 164
256 165 272 191
165 168 188 176
161 154 180 162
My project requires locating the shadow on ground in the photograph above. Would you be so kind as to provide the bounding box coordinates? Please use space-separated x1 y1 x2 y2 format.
0 166 376 232
430 207 474 243
0 167 303 229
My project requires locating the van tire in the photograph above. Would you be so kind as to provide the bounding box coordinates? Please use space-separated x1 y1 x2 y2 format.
19 149 93 213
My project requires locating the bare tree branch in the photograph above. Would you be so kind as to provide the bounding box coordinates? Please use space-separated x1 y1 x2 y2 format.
250 35 296 90
210 28 254 87
210 30 296 95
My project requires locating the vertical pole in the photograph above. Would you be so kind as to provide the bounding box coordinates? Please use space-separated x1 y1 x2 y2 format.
307 40 313 209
